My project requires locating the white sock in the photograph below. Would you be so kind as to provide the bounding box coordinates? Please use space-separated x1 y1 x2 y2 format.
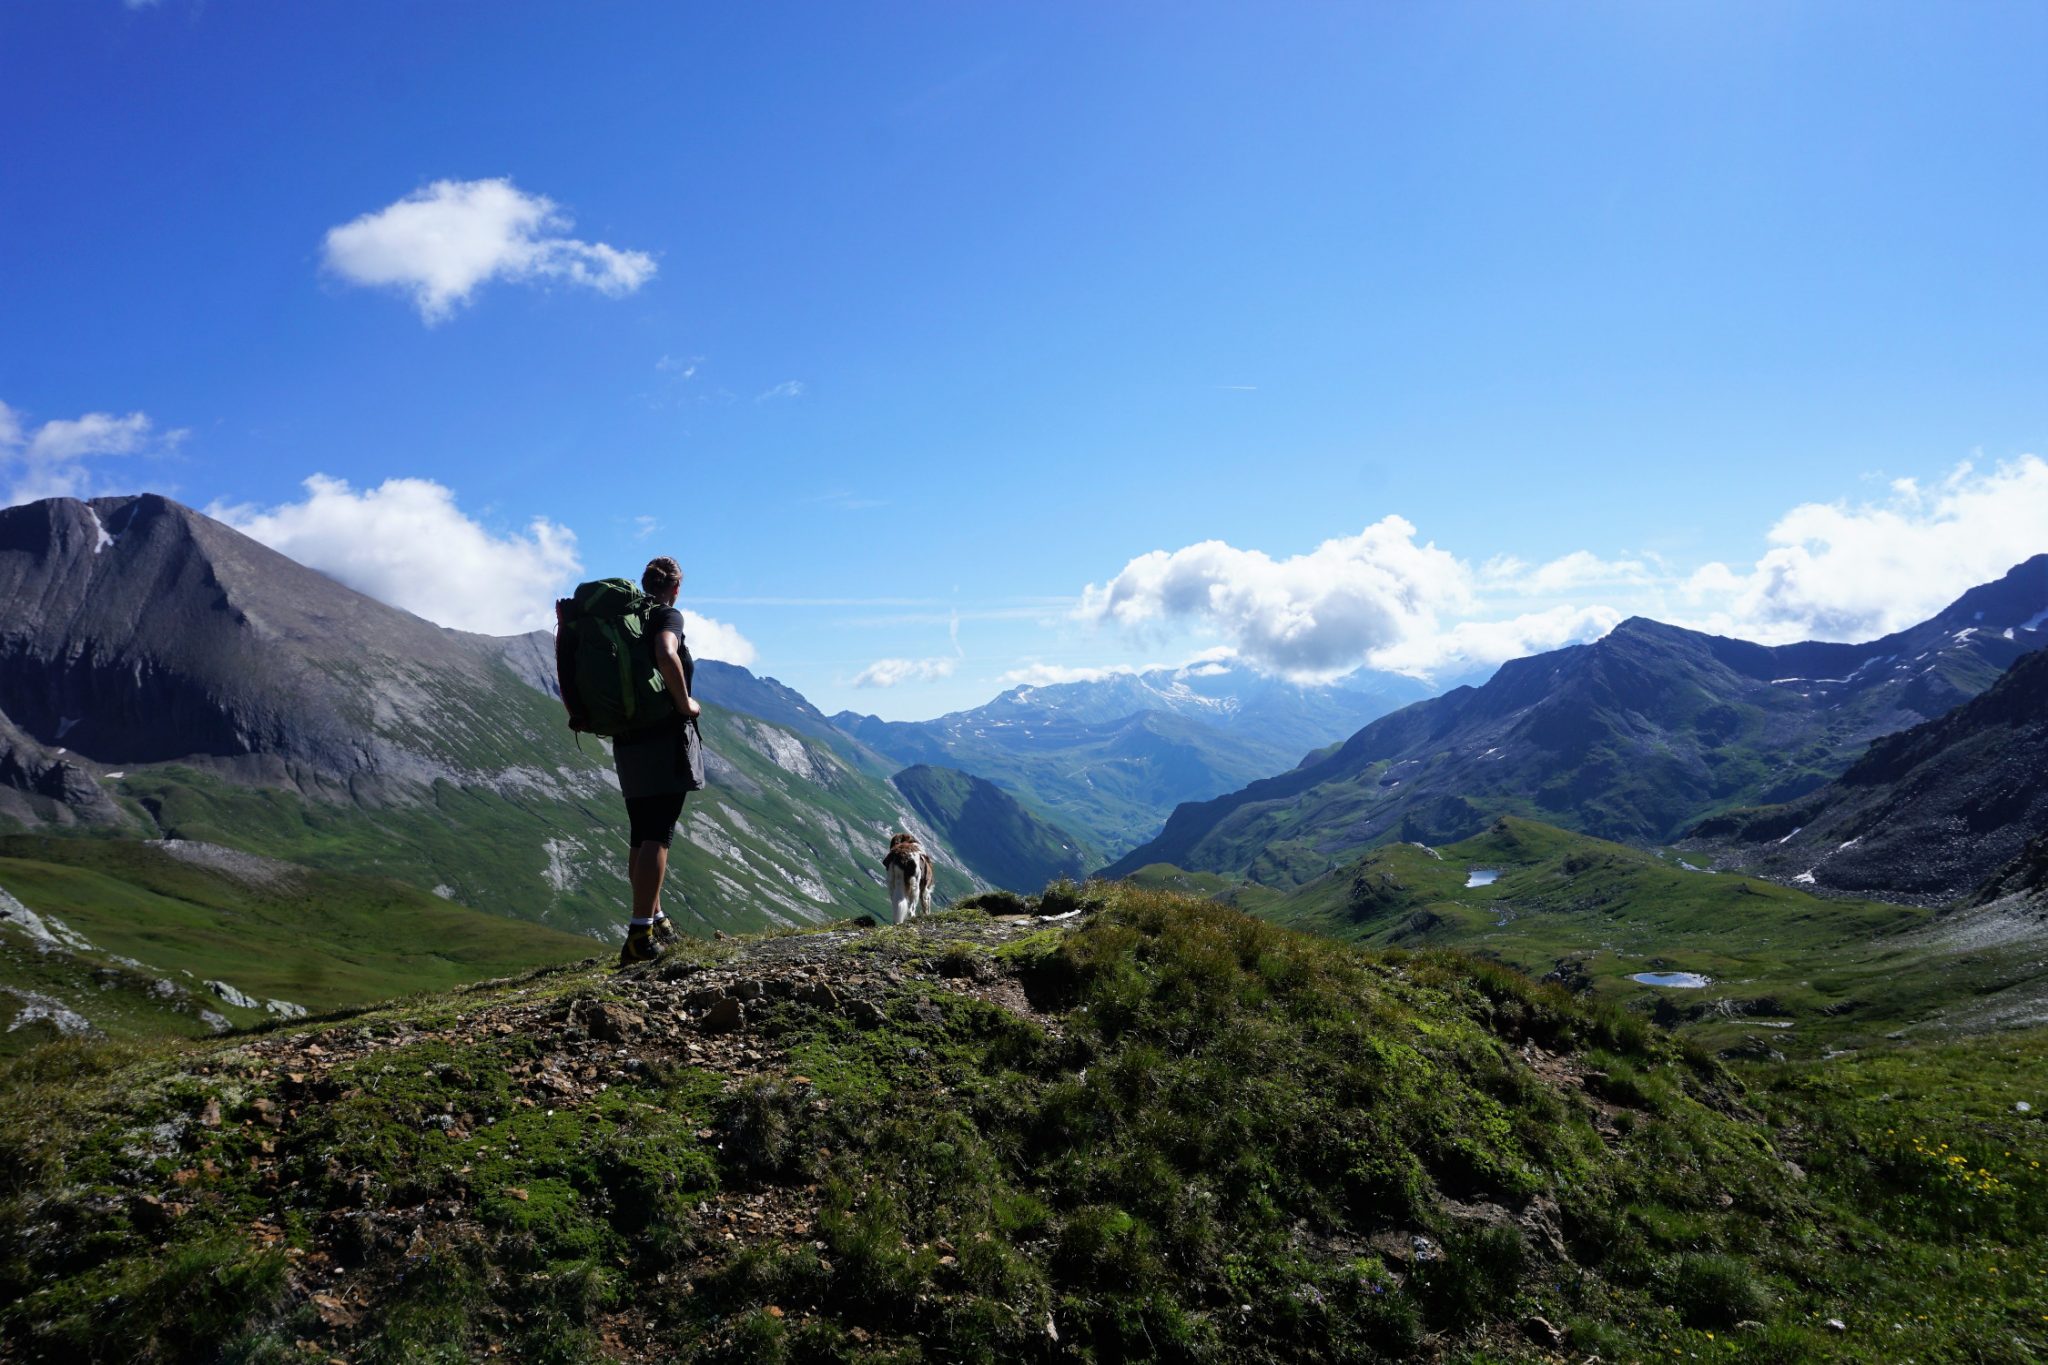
629 917 654 928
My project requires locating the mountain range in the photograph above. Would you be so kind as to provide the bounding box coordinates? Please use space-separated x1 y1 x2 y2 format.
0 495 1429 953
834 663 1431 856
6 492 2044 1045
1106 554 2048 885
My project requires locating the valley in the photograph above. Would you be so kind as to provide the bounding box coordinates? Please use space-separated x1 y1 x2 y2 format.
1216 816 2048 1061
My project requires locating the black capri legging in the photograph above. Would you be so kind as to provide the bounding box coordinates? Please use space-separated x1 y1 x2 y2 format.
626 792 688 848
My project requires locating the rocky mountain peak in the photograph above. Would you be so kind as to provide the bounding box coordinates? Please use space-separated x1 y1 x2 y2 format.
1931 551 2048 631
0 493 557 791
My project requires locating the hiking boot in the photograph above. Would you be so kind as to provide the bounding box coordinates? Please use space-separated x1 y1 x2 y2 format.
651 915 678 944
618 926 664 967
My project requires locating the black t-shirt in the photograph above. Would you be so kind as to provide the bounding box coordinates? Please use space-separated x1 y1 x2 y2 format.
647 605 696 694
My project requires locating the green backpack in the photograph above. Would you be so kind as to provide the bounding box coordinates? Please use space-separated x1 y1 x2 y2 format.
553 578 672 737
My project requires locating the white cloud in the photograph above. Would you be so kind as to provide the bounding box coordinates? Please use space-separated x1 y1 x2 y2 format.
851 657 958 688
322 178 655 324
1062 454 2048 687
1682 455 2048 641
1370 604 1624 677
756 380 806 402
999 662 1140 687
0 399 183 506
680 610 757 667
212 476 579 634
1486 549 1651 595
1078 517 1472 679
213 474 759 661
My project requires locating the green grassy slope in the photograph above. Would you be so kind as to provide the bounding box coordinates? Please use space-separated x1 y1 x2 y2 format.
0 836 592 1053
14 890 2040 1363
1246 816 2048 1059
889 763 1093 892
74 699 979 939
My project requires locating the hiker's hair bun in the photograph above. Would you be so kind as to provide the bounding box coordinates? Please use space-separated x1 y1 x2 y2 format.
642 557 683 596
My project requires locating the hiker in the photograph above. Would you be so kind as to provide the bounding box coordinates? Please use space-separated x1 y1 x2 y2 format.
611 556 705 963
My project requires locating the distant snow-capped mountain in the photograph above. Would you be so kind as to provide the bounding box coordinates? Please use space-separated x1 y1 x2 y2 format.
832 662 1434 857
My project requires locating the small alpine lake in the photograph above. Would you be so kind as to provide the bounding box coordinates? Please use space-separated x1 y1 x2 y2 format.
1631 971 1712 988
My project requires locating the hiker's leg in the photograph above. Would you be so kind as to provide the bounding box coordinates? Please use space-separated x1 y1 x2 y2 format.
624 793 687 932
629 838 668 918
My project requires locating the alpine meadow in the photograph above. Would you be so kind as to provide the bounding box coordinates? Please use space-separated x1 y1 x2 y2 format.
3 5 2047 1363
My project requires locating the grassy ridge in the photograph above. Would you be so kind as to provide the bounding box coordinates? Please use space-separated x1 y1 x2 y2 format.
8 889 2038 1361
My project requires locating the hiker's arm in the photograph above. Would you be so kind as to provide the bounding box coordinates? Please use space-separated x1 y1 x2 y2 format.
653 629 701 719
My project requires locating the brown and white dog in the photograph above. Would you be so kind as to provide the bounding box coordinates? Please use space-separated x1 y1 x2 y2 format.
882 832 936 924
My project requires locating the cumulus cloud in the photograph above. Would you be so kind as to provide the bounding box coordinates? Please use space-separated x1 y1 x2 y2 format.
214 474 758 658
1486 550 1651 595
322 179 656 324
212 476 579 634
1370 604 1625 676
0 399 183 506
999 662 1139 687
679 611 757 667
1078 517 1471 680
1682 456 2048 641
1065 454 2048 686
851 657 958 688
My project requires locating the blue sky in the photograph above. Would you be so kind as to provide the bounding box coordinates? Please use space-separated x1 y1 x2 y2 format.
4 1 2046 718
